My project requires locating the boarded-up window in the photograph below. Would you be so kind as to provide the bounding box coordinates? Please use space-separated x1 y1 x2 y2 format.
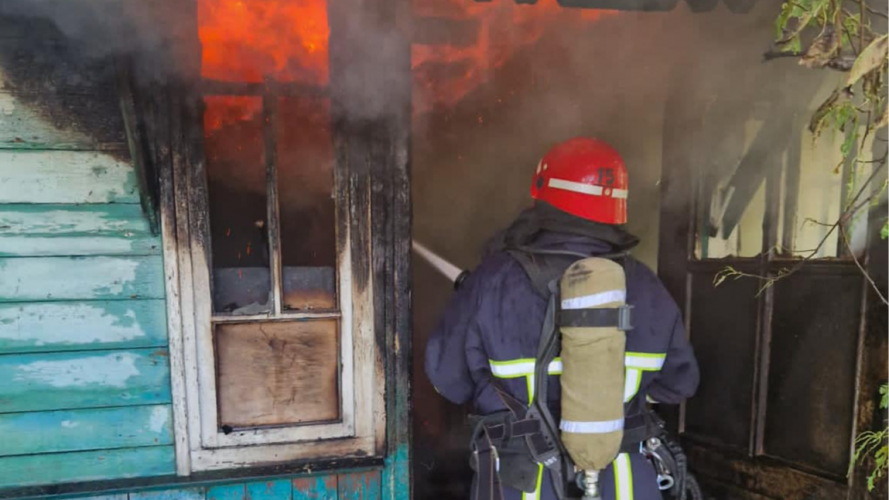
201 86 342 433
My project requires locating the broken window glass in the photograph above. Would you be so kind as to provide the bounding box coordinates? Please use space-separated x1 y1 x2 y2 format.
204 96 272 314
278 96 337 311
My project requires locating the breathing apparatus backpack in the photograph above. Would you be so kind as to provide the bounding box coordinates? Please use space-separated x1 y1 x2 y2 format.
468 247 701 500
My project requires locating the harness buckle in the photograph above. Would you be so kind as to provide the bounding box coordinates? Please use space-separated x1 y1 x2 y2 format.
618 305 634 331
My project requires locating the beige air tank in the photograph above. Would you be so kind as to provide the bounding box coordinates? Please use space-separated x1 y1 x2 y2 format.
559 257 626 471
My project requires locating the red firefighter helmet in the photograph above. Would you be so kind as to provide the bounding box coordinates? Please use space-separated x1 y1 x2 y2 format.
530 137 628 225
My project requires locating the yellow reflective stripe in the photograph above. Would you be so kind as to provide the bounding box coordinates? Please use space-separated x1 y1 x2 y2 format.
489 359 536 378
489 358 563 378
523 463 544 500
623 368 641 403
491 353 665 404
492 354 665 378
526 374 534 406
625 352 666 371
613 453 633 500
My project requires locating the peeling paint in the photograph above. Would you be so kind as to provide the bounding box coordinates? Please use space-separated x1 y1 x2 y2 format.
0 151 137 204
0 256 165 301
14 352 141 388
0 304 145 346
60 420 79 429
0 206 146 235
0 236 138 256
149 406 169 433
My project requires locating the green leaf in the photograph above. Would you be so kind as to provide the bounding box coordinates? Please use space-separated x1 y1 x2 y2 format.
881 221 888 240
880 384 888 409
847 34 889 88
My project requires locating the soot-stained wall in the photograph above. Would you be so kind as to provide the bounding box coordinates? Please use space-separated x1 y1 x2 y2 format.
408 2 842 498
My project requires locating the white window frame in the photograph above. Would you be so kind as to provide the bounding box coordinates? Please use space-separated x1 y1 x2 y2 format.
160 88 381 474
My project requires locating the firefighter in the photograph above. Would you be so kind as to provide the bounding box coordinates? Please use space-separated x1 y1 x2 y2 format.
425 137 700 500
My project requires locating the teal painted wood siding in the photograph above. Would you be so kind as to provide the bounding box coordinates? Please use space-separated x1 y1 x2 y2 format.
0 204 161 257
49 470 383 500
0 300 169 354
0 39 174 488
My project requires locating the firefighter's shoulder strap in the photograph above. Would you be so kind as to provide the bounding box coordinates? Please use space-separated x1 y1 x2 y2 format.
505 245 630 298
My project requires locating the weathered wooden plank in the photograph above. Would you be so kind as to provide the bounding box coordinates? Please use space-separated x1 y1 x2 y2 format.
0 150 137 203
0 256 165 301
0 203 159 256
208 484 246 500
0 234 160 257
130 487 206 500
293 476 337 500
0 404 173 456
248 479 293 500
78 495 128 500
337 471 380 500
0 299 168 354
0 445 175 488
0 204 149 235
0 348 171 412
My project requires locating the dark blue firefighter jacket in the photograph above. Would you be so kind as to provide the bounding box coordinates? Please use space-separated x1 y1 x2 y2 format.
425 231 700 500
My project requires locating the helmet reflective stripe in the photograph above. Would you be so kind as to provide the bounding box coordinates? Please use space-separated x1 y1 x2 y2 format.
548 177 604 196
548 178 629 200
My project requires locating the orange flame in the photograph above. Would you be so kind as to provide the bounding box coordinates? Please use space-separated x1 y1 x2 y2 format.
199 0 329 84
411 0 616 112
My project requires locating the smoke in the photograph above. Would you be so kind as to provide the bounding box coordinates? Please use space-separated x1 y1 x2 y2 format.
408 3 857 498
0 1 192 79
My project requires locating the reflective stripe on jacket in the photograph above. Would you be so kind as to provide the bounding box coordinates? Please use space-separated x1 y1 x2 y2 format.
425 231 700 500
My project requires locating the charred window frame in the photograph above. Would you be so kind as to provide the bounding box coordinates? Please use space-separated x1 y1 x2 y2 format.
161 79 381 473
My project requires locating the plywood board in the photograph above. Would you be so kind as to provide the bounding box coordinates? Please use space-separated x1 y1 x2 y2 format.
216 321 339 428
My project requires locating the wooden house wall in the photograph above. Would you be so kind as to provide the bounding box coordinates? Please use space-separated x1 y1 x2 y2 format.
0 28 176 487
46 470 384 500
0 2 411 496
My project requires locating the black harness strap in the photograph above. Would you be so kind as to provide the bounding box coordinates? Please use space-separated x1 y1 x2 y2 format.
558 307 633 330
474 432 504 500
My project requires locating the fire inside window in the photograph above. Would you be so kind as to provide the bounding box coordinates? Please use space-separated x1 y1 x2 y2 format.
200 80 340 431
198 0 341 432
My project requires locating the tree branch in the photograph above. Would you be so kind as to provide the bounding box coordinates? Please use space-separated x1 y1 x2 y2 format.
864 3 888 19
841 226 889 305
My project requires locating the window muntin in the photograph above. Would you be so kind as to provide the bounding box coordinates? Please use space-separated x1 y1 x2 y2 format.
194 83 354 449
